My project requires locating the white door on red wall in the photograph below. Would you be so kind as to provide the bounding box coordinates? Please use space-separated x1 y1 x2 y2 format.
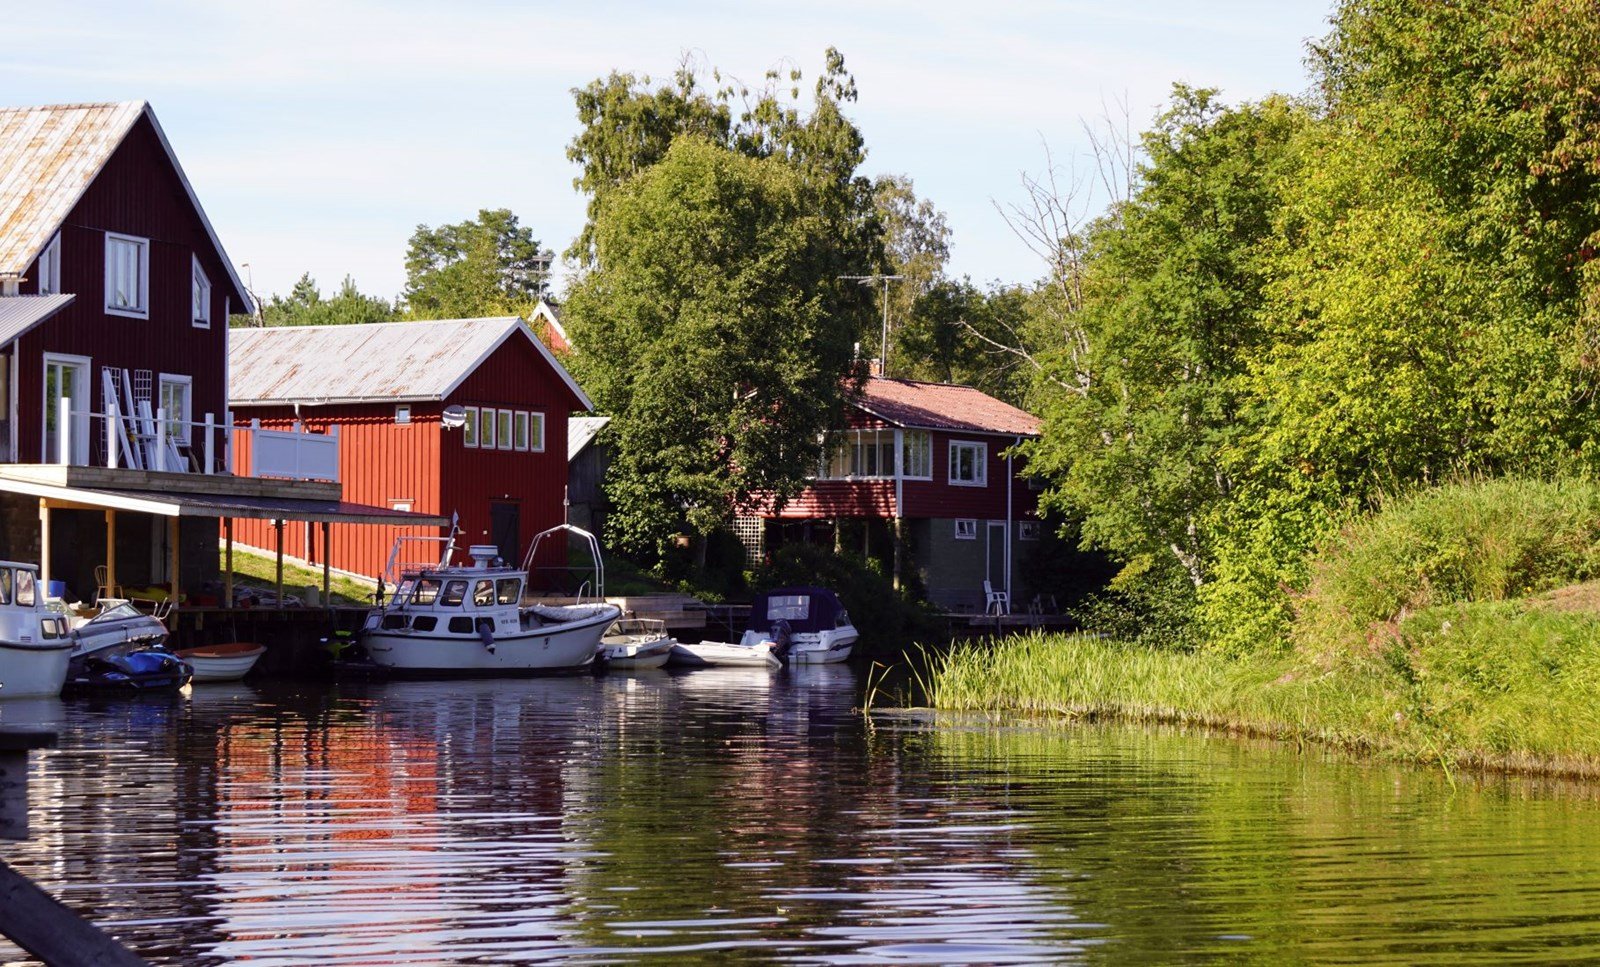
43 355 90 465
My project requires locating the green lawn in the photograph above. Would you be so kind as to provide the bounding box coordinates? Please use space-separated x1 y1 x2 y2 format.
222 549 376 607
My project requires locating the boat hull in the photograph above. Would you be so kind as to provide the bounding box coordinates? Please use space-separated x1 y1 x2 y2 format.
0 640 73 698
668 641 781 670
601 637 676 670
364 606 618 674
177 644 266 683
785 630 858 665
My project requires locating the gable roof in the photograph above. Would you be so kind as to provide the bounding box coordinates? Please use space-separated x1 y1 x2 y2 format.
567 415 610 461
0 100 252 312
0 294 75 346
228 317 592 410
852 377 1041 437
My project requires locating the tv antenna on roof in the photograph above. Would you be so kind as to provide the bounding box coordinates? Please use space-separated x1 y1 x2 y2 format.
840 274 904 378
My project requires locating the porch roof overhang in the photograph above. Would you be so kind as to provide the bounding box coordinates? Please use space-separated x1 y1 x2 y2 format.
0 476 449 525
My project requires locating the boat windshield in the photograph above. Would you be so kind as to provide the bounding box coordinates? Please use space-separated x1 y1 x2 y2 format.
84 602 143 624
766 594 811 621
15 570 35 608
0 569 11 606
413 579 443 606
496 579 521 605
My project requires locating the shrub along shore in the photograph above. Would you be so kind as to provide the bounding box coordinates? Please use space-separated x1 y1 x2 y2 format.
919 479 1600 779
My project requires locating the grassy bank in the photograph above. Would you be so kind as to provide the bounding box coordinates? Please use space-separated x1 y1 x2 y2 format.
917 478 1600 778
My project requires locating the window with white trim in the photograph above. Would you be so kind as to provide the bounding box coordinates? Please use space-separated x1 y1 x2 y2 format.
191 255 211 328
392 500 413 513
158 374 192 446
1019 520 1040 541
529 412 545 452
948 441 988 487
395 404 412 425
477 407 495 449
463 406 479 447
497 409 513 450
902 431 932 479
513 411 529 450
954 519 978 540
104 233 149 317
37 234 61 295
817 429 899 479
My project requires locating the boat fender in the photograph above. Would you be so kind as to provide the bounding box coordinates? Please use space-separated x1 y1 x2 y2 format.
477 618 495 654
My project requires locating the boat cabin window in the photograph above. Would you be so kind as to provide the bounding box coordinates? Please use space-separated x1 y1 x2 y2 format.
40 616 66 639
380 614 408 630
496 579 521 605
411 616 438 632
448 617 474 634
473 580 495 607
394 578 416 604
767 594 810 621
16 570 35 608
440 580 468 607
412 578 443 606
0 569 11 606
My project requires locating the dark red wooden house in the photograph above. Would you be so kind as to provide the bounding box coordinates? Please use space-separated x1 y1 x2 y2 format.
749 377 1043 611
229 317 592 585
0 100 249 466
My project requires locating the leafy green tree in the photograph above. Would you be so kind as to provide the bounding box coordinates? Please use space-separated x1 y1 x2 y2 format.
229 273 396 328
1018 87 1306 645
565 48 881 278
403 208 552 319
563 138 868 556
891 279 1032 403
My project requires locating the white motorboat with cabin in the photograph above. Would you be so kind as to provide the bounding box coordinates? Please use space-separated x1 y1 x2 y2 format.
0 562 74 698
360 527 620 675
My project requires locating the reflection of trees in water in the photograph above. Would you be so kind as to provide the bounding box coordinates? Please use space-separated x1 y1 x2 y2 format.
923 724 1600 962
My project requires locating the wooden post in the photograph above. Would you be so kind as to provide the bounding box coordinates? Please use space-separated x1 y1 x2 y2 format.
104 510 116 598
892 517 904 591
203 412 215 475
56 396 70 466
37 500 49 592
223 517 234 607
274 520 284 609
167 517 180 608
321 521 331 606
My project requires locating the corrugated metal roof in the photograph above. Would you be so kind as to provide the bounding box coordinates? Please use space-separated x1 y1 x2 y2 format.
0 293 74 345
854 377 1042 436
229 317 593 409
567 415 609 461
0 101 143 278
0 101 252 313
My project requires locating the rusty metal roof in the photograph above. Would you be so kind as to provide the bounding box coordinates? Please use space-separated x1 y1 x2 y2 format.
229 317 593 409
854 377 1042 437
0 293 74 346
0 101 252 312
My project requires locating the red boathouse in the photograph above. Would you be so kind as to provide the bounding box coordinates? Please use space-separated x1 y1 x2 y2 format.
229 317 592 585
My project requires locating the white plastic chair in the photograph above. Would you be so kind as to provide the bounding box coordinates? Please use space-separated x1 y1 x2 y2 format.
983 580 1010 616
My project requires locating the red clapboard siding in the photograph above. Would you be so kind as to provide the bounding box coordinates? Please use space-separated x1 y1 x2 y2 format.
17 114 241 462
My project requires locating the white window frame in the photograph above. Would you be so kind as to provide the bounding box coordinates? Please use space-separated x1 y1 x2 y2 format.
395 404 412 425
462 406 479 447
954 518 978 541
948 440 988 487
158 374 192 447
1019 520 1040 541
513 411 529 451
191 255 212 328
496 408 513 450
104 232 150 319
902 430 933 480
392 499 414 513
42 353 91 465
37 234 61 296
477 407 495 450
529 412 545 452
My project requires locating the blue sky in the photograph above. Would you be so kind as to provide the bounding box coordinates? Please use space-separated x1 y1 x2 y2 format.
5 0 1331 304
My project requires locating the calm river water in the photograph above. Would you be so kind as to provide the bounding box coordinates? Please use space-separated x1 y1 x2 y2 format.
0 667 1595 963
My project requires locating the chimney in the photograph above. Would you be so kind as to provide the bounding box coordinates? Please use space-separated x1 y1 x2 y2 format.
0 274 20 297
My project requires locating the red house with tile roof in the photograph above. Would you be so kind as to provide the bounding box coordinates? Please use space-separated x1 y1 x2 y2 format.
748 376 1043 611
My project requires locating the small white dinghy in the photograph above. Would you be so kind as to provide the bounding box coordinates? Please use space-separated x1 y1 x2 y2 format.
175 643 266 682
667 639 782 670
599 618 676 670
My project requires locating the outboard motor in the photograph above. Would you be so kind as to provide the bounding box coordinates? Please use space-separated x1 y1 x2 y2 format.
769 618 793 659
